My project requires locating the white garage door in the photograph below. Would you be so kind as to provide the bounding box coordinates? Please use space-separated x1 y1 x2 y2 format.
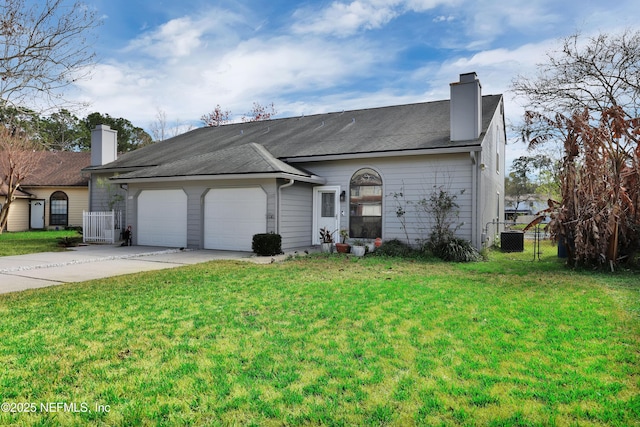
204 187 267 251
138 189 187 247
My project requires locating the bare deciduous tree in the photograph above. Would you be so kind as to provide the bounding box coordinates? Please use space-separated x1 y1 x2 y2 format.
0 0 100 111
201 102 277 128
0 0 99 229
201 105 231 127
513 29 640 124
151 108 193 141
241 102 277 123
0 128 43 232
150 108 168 141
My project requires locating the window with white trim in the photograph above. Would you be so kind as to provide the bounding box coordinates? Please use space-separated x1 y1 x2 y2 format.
349 168 382 238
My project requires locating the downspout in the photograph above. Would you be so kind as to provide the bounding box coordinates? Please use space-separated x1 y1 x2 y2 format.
276 179 295 234
470 151 479 249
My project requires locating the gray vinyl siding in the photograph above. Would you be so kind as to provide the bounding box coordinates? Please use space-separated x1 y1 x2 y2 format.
186 186 207 249
89 172 127 229
126 179 277 249
297 153 474 246
478 98 506 246
279 181 313 250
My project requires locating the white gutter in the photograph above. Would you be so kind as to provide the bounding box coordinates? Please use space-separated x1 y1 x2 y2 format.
283 145 482 163
109 172 326 185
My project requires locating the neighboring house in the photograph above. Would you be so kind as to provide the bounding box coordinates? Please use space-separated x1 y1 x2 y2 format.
505 195 550 223
1 151 90 231
84 73 506 251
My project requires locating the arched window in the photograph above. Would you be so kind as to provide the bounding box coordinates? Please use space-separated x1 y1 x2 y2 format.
349 168 382 238
50 191 68 226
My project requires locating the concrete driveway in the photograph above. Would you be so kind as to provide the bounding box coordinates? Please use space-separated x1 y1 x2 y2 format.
0 244 265 295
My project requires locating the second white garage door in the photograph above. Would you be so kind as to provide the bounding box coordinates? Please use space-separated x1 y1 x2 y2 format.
204 187 267 251
138 189 188 247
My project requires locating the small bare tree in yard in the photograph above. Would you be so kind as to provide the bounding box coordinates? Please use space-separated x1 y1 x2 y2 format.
0 128 43 232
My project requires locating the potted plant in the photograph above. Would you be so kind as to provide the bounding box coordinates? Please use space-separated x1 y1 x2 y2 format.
335 229 351 253
350 239 366 256
319 227 334 253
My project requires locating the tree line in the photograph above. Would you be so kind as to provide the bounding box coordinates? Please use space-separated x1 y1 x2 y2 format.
1 99 279 153
0 107 153 153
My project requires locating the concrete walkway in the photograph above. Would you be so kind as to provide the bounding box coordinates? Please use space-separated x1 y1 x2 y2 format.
0 244 314 295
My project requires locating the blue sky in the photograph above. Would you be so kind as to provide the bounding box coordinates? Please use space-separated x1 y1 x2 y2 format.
71 0 639 165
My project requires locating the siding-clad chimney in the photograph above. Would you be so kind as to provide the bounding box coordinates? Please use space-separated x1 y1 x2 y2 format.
450 72 482 141
90 124 118 166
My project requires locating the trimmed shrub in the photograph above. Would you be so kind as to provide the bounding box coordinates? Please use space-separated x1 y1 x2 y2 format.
252 233 282 256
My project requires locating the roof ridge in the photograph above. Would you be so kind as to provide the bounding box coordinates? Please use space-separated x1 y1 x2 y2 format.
248 142 285 170
219 94 503 128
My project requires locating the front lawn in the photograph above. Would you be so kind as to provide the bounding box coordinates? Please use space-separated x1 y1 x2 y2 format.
0 230 81 256
0 241 638 426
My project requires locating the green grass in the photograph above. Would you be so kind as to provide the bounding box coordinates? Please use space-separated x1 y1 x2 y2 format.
0 240 638 426
0 230 82 256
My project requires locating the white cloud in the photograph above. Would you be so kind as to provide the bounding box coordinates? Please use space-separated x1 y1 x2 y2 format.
291 0 456 37
72 63 161 118
72 33 385 127
204 37 379 96
292 0 399 36
123 10 244 62
127 17 205 59
433 15 454 23
405 0 462 12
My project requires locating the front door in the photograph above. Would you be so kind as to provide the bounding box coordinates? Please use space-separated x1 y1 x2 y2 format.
30 200 45 229
313 186 340 245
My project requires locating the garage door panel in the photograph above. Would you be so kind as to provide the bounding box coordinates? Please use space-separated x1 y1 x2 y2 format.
138 190 187 247
204 187 266 251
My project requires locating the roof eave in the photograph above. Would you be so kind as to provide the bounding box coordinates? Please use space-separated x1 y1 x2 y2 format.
109 172 326 185
81 166 151 174
282 144 482 163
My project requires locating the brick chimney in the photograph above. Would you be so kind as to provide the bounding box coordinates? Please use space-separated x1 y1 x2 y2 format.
450 72 482 141
90 124 117 166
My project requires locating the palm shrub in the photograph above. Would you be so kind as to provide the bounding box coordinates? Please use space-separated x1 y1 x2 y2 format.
426 235 480 262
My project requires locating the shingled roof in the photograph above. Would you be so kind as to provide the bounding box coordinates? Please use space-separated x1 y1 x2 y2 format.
21 151 91 187
119 143 316 180
87 95 502 180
